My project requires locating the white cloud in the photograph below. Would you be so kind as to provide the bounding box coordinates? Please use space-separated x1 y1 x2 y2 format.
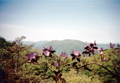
0 24 119 43
0 24 26 40
0 24 75 41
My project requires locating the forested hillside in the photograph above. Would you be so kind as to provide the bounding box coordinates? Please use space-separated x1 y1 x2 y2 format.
0 36 120 83
23 39 110 55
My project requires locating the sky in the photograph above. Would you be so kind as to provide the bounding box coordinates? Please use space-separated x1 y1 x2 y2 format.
0 0 120 43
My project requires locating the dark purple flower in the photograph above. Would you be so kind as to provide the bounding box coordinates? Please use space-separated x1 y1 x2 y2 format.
110 42 115 48
90 47 96 54
94 40 97 46
27 52 39 63
71 50 81 62
83 41 98 56
60 52 68 59
117 44 120 48
43 47 48 52
84 46 91 50
47 46 55 53
90 43 94 47
43 50 50 56
42 46 55 57
54 62 59 67
84 42 92 51
82 50 90 56
117 60 120 65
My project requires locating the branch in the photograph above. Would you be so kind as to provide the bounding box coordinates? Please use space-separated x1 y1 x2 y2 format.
80 62 119 77
95 63 119 77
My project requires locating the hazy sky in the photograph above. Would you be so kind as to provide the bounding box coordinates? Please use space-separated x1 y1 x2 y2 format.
0 0 120 43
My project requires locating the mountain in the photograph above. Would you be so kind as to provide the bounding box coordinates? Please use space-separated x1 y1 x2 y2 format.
23 41 49 47
23 39 111 55
98 44 110 49
33 41 49 48
23 41 35 45
37 39 85 55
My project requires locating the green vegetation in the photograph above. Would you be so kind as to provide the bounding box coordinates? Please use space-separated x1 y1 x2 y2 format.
0 36 120 83
23 39 110 55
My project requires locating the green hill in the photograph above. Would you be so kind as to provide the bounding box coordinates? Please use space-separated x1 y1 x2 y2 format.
36 39 85 55
23 39 111 55
1 37 119 83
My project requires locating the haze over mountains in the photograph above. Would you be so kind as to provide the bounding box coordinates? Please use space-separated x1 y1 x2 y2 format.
23 39 110 55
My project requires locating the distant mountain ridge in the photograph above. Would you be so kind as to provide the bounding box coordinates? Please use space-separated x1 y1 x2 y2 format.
23 39 111 55
38 39 85 54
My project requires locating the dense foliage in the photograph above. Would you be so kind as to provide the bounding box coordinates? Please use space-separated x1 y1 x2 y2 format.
0 36 120 83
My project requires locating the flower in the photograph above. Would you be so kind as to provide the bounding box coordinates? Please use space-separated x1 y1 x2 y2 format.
71 50 81 62
84 45 91 51
85 41 89 46
90 43 94 47
54 62 59 67
60 52 68 59
98 48 104 55
103 58 106 61
110 42 115 48
117 44 120 48
83 41 98 56
82 50 90 56
43 50 50 56
71 50 81 57
27 52 39 63
47 46 56 53
42 46 55 57
117 60 120 65
100 51 103 55
94 40 97 46
100 58 106 62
